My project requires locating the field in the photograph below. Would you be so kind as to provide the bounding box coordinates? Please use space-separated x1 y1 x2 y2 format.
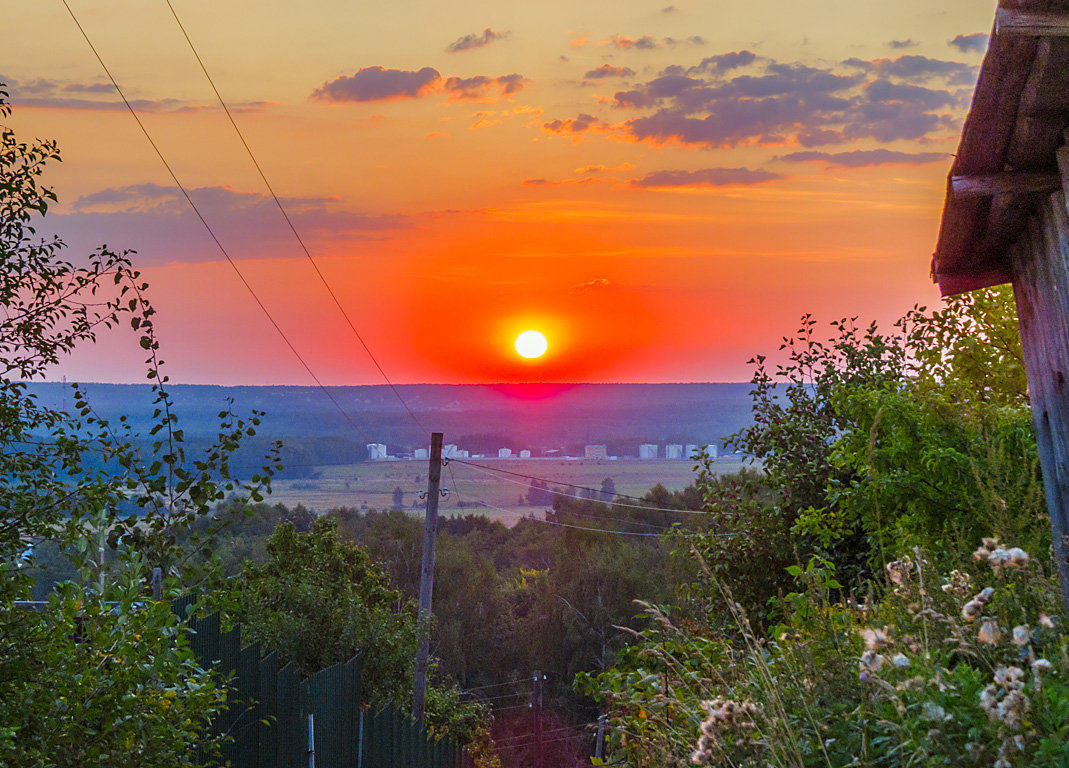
263 457 748 524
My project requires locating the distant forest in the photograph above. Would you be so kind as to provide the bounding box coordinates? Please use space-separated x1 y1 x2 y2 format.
26 382 755 476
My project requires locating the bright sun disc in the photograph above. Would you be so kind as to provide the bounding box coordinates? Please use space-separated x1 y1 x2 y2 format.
514 330 548 359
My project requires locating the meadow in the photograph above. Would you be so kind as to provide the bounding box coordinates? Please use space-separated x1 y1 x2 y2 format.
263 457 747 523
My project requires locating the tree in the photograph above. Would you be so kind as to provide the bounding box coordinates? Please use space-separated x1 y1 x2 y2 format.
0 83 270 765
392 485 404 509
600 476 616 502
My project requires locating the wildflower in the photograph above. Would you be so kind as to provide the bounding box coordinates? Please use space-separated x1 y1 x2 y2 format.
983 537 1000 548
979 684 999 714
895 676 924 691
995 689 1029 727
962 587 995 619
994 666 1025 689
941 569 971 597
886 558 913 585
859 651 887 673
926 728 941 741
964 742 983 761
859 627 889 650
987 546 1030 575
892 653 910 669
1032 658 1052 675
920 702 948 722
1039 614 1055 629
1012 625 1031 646
978 618 1001 645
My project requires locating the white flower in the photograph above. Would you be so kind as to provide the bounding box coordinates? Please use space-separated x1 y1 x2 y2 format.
1032 658 1053 674
860 627 889 650
892 653 910 668
886 558 913 585
1039 614 1055 629
920 702 947 722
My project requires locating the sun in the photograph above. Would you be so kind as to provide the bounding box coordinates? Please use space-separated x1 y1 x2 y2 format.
514 330 548 359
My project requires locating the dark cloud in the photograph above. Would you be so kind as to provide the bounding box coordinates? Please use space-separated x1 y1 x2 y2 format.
443 73 528 100
548 51 970 149
888 39 917 49
630 167 782 188
312 66 441 102
775 149 948 167
542 113 607 135
949 33 988 54
690 50 758 74
53 184 408 266
660 5 678 13
584 64 636 80
445 28 510 53
312 67 526 103
605 34 660 50
62 82 113 94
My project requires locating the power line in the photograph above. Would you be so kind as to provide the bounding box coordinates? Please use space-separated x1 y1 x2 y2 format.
450 458 707 515
162 0 429 440
59 0 374 446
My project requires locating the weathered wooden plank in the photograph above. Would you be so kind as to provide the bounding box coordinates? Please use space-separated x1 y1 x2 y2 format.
952 171 1062 198
1012 190 1069 608
996 7 1069 37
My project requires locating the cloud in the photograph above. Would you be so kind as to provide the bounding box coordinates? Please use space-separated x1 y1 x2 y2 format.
599 34 701 50
446 28 510 53
888 39 917 49
775 149 948 167
571 278 613 292
443 73 528 101
522 177 599 187
542 113 609 135
574 163 635 174
54 183 408 265
690 50 758 74
660 5 678 13
584 64 636 80
949 33 988 54
570 35 590 48
630 167 783 188
312 67 527 104
312 66 441 102
546 51 972 149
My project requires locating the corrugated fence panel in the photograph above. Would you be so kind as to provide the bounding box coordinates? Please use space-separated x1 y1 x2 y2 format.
172 599 471 768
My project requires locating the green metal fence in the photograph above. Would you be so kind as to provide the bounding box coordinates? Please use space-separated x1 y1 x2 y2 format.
174 598 472 768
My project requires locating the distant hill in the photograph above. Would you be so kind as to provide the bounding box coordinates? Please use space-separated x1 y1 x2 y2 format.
25 382 755 461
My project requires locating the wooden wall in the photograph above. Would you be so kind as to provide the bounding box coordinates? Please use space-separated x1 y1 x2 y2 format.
1011 166 1069 606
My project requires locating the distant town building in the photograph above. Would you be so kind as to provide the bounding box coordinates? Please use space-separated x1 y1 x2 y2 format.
413 447 428 460
665 443 684 460
443 444 459 458
584 444 607 460
707 444 719 459
366 443 387 460
639 443 658 459
519 449 531 458
457 449 470 458
686 444 698 459
498 448 512 458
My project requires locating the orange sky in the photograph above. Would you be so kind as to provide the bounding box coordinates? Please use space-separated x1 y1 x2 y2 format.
5 0 994 384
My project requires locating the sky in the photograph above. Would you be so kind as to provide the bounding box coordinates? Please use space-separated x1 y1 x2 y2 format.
5 1 995 385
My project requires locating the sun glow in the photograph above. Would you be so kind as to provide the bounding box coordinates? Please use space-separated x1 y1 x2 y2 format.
514 330 548 359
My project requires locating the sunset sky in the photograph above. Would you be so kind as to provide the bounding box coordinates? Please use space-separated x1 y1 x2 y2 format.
6 1 993 385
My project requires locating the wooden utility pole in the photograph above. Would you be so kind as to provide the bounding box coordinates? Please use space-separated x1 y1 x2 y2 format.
412 432 443 726
533 669 544 768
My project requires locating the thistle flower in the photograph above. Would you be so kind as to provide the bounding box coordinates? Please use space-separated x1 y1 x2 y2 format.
859 651 887 673
885 558 913 585
941 569 971 597
978 618 1001 645
859 627 889 650
1012 625 1031 647
1039 614 1055 629
994 666 1025 690
892 653 910 668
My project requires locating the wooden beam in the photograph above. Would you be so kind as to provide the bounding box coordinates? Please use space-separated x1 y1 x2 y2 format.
996 7 1069 37
952 171 1061 198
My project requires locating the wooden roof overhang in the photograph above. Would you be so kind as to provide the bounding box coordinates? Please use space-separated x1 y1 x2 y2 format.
932 1 1069 296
